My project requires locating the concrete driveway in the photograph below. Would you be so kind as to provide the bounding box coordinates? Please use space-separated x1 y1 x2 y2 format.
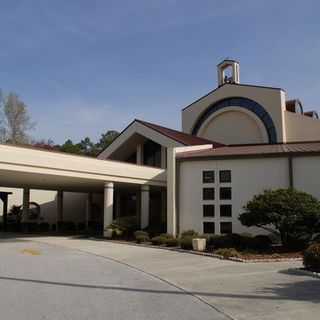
1 235 320 320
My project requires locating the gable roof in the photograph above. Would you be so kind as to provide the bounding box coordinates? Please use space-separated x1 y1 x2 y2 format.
97 119 222 159
135 119 222 147
182 83 285 112
176 141 320 160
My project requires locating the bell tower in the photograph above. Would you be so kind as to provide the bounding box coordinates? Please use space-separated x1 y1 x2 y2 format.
217 59 240 86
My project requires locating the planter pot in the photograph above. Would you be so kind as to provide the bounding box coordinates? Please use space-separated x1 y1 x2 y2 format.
104 228 113 239
192 238 206 252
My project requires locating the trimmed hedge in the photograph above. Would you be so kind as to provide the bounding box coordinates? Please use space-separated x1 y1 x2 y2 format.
208 233 272 252
179 236 194 250
150 234 176 246
165 238 179 247
134 231 149 243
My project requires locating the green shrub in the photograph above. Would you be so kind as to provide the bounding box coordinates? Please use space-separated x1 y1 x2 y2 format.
239 188 320 248
134 230 149 238
251 235 272 252
179 236 194 250
38 222 50 232
181 230 198 237
144 223 166 237
151 236 167 245
303 243 320 271
165 238 179 247
208 235 234 249
215 248 240 258
159 233 174 239
135 234 150 244
134 231 149 243
208 233 272 252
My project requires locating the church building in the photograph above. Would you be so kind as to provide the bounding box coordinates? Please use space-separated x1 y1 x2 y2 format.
1 59 320 237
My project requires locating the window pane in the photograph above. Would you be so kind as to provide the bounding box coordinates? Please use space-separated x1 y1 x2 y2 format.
203 188 215 200
203 204 215 217
220 187 231 200
220 205 232 217
220 222 232 234
203 222 215 234
203 170 215 183
219 170 231 183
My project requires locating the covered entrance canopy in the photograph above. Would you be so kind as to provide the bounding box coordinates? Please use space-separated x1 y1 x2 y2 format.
0 144 166 192
0 144 166 233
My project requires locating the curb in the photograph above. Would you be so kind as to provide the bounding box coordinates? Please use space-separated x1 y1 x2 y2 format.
286 268 320 279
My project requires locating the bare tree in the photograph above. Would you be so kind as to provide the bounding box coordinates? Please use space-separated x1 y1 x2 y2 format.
0 91 35 144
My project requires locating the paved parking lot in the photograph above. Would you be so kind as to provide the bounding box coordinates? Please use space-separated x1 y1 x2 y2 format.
1 235 320 320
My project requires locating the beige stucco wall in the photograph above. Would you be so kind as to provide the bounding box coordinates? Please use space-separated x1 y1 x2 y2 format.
0 187 88 225
292 156 320 198
182 84 286 143
284 111 320 142
178 157 290 235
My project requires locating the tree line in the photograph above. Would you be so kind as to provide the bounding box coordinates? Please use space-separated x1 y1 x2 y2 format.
0 90 119 157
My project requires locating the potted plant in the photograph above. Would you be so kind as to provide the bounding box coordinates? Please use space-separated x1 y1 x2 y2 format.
192 238 206 251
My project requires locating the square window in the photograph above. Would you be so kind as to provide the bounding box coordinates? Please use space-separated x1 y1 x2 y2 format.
203 170 215 183
219 170 231 183
203 204 215 217
203 188 215 200
203 222 215 234
220 187 232 200
220 222 232 234
220 205 232 217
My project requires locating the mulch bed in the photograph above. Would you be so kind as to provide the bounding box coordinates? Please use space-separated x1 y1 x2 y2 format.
237 251 302 260
106 238 303 263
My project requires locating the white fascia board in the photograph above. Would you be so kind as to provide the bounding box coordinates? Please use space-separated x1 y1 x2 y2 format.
98 121 184 159
175 144 213 154
0 144 166 187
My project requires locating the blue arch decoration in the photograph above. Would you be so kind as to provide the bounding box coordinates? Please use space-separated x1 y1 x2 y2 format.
191 97 278 143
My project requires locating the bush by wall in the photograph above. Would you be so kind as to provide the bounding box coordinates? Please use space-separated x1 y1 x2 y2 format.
134 231 149 243
179 236 194 250
151 235 167 245
208 233 272 252
165 238 179 247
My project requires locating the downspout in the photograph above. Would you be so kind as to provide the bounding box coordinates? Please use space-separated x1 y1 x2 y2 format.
288 156 294 188
176 160 180 236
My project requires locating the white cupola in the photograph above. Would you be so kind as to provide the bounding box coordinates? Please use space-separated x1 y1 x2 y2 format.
217 59 240 86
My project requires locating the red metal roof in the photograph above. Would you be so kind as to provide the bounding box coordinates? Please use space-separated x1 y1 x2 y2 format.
136 119 224 147
176 141 320 159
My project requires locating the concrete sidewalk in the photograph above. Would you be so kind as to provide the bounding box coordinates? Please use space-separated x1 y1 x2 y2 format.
20 236 320 320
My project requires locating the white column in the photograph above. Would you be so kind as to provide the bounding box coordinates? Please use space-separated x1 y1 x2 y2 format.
103 182 114 236
141 185 150 229
22 188 30 220
86 193 93 229
167 148 177 237
161 146 166 169
136 143 143 165
57 190 63 223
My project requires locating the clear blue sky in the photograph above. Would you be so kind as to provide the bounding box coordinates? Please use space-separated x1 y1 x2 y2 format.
1 0 319 143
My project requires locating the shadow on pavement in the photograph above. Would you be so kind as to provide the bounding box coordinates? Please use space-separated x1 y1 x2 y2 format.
0 275 319 303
